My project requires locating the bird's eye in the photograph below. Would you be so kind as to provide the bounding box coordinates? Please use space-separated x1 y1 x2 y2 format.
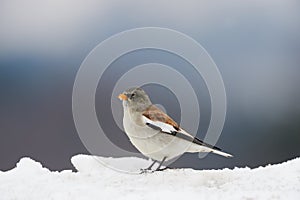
130 93 135 99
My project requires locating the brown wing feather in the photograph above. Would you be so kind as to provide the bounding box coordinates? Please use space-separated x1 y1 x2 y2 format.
142 105 180 131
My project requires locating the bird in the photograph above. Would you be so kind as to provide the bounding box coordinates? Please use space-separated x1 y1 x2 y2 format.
118 87 232 172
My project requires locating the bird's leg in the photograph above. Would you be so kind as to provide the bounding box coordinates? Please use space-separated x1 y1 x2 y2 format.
155 157 167 171
140 160 157 173
146 160 157 170
140 157 169 173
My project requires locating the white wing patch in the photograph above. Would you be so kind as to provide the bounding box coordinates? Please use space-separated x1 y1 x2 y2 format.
142 115 193 138
142 115 177 133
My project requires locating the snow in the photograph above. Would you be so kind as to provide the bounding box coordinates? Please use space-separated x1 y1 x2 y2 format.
0 155 299 200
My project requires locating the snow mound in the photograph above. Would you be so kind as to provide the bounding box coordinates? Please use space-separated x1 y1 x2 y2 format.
0 155 299 200
71 155 155 173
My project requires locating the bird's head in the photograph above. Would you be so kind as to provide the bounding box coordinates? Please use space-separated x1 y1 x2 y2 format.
118 87 152 111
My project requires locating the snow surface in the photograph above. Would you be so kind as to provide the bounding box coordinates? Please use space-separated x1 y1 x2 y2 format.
0 155 299 200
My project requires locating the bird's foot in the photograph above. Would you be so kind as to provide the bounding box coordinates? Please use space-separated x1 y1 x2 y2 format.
155 166 170 171
140 166 171 174
139 168 154 174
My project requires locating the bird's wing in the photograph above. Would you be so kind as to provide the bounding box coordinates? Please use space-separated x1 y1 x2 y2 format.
142 105 180 131
142 105 222 151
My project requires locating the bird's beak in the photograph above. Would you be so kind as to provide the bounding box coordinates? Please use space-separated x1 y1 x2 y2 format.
118 93 128 101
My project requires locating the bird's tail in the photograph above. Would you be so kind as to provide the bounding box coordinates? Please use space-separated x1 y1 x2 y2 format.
187 141 233 158
209 148 233 158
170 129 233 158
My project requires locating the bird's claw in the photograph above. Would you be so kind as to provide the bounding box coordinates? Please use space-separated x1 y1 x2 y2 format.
140 168 154 174
140 166 170 174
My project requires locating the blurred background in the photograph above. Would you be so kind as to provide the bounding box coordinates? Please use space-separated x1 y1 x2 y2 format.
0 0 299 171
